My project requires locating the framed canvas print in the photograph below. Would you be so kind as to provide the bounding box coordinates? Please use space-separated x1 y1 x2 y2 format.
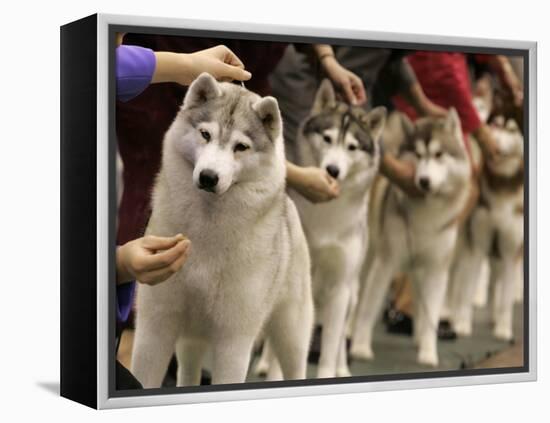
60 13 537 409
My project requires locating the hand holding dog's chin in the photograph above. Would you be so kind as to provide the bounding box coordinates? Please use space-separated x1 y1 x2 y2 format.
289 165 340 203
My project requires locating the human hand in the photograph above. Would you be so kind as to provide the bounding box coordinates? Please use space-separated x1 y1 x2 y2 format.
288 164 340 203
321 56 367 106
420 100 448 118
153 45 252 86
117 234 191 286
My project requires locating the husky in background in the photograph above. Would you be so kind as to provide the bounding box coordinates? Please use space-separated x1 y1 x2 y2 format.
448 116 524 340
351 110 471 366
131 73 313 387
270 80 385 378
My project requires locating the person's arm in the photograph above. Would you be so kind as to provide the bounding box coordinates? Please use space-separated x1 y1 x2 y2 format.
312 44 367 105
378 55 447 118
114 234 190 322
116 44 252 102
151 45 252 86
379 154 423 197
472 123 500 161
488 55 523 107
286 161 340 203
403 82 448 118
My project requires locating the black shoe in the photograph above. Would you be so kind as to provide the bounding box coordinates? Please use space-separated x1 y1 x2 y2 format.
438 320 457 341
385 309 413 336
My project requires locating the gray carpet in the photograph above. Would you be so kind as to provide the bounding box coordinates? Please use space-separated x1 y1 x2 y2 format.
247 303 524 381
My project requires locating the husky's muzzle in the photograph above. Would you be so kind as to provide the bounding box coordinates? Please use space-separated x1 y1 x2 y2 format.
198 169 219 193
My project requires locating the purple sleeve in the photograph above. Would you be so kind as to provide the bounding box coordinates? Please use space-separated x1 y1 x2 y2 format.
116 45 156 102
117 282 135 322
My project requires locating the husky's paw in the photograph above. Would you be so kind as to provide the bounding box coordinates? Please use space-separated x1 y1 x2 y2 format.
317 366 336 379
350 344 374 361
453 319 472 337
493 323 513 341
253 358 269 377
336 365 352 378
417 349 439 367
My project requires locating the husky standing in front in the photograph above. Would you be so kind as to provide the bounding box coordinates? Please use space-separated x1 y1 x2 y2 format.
282 80 386 378
351 110 471 366
131 73 313 387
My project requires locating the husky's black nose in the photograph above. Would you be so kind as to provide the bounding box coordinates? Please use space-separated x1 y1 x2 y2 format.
419 177 430 191
199 169 219 191
326 165 340 179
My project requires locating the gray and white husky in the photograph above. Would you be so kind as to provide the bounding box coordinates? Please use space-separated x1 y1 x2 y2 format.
131 73 313 387
351 109 471 366
448 117 524 340
266 80 386 378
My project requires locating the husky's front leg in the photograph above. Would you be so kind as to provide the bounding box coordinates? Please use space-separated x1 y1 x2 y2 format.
492 257 517 341
175 337 207 386
210 335 255 385
267 296 313 380
449 246 485 336
350 256 395 360
132 311 180 388
413 265 450 367
318 285 351 378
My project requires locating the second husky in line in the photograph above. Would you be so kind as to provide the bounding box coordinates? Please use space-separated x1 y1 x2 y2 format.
351 109 471 366
267 80 386 378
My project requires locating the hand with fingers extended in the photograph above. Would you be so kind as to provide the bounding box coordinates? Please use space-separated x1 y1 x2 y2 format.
152 45 252 86
116 234 191 286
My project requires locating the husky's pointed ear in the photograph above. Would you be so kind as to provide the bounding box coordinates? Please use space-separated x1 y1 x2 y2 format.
362 106 387 140
252 96 282 141
505 118 519 132
183 73 222 109
399 112 415 140
311 79 336 115
444 107 462 139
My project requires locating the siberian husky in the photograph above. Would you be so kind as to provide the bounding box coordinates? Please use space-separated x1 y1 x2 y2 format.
131 73 314 387
448 116 524 340
264 80 385 378
351 109 471 366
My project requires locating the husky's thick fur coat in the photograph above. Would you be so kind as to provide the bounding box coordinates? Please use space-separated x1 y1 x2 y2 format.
351 109 471 366
448 117 524 340
131 73 313 387
286 80 386 378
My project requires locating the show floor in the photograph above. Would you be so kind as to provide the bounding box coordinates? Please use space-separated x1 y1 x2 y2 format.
247 303 524 381
117 304 524 386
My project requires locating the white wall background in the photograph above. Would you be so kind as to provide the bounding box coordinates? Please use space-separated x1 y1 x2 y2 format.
0 0 546 420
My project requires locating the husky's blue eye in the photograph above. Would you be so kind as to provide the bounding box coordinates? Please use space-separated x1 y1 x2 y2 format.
234 143 250 152
200 129 211 142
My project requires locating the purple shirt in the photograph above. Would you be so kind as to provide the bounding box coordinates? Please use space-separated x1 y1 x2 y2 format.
115 45 156 321
117 281 135 322
116 45 156 102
